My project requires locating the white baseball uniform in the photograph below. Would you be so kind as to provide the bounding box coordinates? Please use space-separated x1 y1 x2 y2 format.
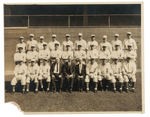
48 40 60 51
74 39 87 50
123 38 137 51
62 50 73 60
87 49 99 60
27 50 39 62
74 50 86 60
14 52 26 63
87 40 98 50
37 42 47 51
16 42 26 53
26 40 38 51
111 40 123 50
100 42 112 53
62 40 74 51
38 49 50 60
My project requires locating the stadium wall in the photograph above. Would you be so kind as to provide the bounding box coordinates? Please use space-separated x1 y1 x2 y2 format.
4 27 141 75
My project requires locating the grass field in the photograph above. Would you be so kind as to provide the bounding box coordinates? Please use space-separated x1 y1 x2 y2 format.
4 27 142 112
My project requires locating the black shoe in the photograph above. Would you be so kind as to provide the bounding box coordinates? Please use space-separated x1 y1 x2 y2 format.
53 89 56 93
126 88 129 93
59 89 62 93
94 90 97 93
119 88 122 93
113 88 116 93
69 89 72 93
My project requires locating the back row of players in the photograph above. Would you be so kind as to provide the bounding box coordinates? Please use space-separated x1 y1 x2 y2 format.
11 32 137 94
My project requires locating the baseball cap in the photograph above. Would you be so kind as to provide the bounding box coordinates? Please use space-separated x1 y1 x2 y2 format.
66 34 70 37
18 46 23 49
40 36 44 39
127 44 132 47
114 34 119 37
91 34 95 37
102 35 107 39
43 43 47 46
127 32 132 35
66 44 70 47
31 44 35 48
78 44 82 47
90 44 95 47
29 34 34 37
52 34 56 38
19 36 24 39
78 33 83 36
31 59 36 62
55 43 59 46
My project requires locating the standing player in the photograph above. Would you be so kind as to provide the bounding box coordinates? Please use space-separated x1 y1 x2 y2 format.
26 59 39 93
62 34 74 51
26 45 39 62
39 59 51 92
14 46 26 64
85 58 98 92
87 34 98 50
100 35 112 54
37 36 47 51
111 34 123 50
123 32 137 52
48 34 61 51
74 33 87 51
100 57 116 92
62 45 74 60
11 60 27 94
16 36 26 53
26 34 38 51
87 44 99 60
99 45 111 60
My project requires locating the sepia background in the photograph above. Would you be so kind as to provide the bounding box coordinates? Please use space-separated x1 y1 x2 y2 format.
4 4 142 112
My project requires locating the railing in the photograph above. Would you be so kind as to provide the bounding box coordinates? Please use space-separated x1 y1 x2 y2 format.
4 14 141 28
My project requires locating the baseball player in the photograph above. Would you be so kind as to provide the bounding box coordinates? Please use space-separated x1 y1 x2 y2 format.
111 34 123 50
99 45 111 60
26 34 38 51
62 34 74 51
50 58 63 93
122 56 137 92
123 32 137 52
100 35 112 54
26 59 40 93
39 59 51 92
87 44 99 60
87 34 98 50
62 59 75 93
11 60 27 94
37 36 47 51
16 36 26 53
85 58 98 92
74 44 86 64
14 46 26 64
48 34 61 51
99 57 116 92
111 57 124 92
62 45 74 60
38 43 50 62
75 58 86 92
26 45 39 62
74 33 87 51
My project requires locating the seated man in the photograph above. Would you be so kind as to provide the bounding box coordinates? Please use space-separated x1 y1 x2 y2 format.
122 56 136 92
11 60 27 94
100 57 116 92
26 59 39 93
75 59 86 92
85 58 98 93
39 59 51 92
50 58 63 93
62 59 75 93
111 58 124 92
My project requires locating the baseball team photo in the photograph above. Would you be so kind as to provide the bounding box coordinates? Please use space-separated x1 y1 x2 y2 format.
4 3 143 113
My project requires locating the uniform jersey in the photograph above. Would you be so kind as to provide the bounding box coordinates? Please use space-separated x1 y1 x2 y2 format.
37 42 47 51
111 50 124 59
86 62 98 74
123 38 137 50
100 63 113 75
26 40 38 51
39 64 50 75
99 50 111 59
74 39 87 50
16 42 26 53
87 40 98 50
14 52 26 62
38 49 50 60
14 64 27 76
122 61 136 75
124 50 137 60
27 64 39 76
48 40 60 51
74 50 86 59
111 62 122 74
62 40 74 51
50 49 62 59
111 39 123 50
87 49 99 59
62 50 73 60
100 42 112 53
27 51 39 61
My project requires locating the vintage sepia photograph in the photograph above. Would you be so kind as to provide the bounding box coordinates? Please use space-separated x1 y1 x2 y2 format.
4 3 143 113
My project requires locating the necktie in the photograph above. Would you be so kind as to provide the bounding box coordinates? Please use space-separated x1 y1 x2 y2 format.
56 63 59 73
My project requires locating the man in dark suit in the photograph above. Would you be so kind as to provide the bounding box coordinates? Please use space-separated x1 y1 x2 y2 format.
50 58 63 93
62 59 75 93
75 58 86 92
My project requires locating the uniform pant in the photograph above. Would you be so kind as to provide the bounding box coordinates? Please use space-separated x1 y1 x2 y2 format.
51 73 63 90
124 74 136 82
11 75 26 86
39 74 51 82
102 74 116 83
85 73 98 83
26 75 38 83
113 74 124 83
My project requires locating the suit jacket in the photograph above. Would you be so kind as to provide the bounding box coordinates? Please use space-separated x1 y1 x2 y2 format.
62 62 75 77
50 62 63 75
75 64 86 78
